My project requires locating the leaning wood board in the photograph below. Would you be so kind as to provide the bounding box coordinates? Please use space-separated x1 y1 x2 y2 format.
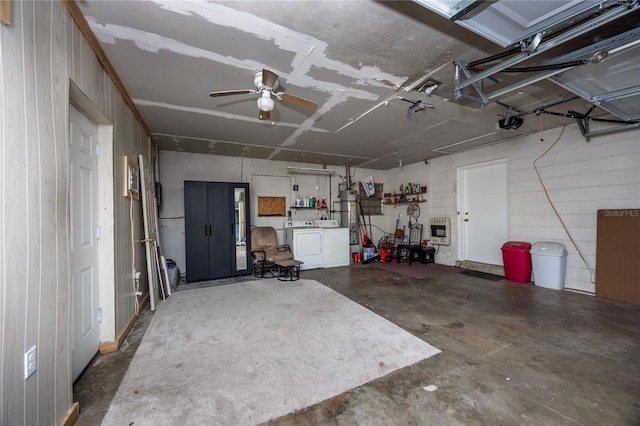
595 209 640 304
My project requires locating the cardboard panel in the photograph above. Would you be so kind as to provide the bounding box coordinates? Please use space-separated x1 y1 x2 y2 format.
596 209 640 304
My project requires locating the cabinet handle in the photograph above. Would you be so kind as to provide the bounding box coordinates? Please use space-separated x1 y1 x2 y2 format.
204 225 208 236
209 225 212 236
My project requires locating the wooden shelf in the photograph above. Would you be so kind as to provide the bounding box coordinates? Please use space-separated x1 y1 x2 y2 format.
383 200 426 207
385 191 427 197
383 188 426 206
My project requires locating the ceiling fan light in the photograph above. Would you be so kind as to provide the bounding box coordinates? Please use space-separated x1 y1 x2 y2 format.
257 91 275 112
254 72 263 89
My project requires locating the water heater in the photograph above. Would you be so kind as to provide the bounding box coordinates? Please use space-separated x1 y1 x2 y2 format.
340 189 358 245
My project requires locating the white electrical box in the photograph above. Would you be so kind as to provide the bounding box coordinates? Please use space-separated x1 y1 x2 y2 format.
123 156 140 199
25 346 37 379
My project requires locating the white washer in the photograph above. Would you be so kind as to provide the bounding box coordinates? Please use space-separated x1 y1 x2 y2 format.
285 220 323 270
313 220 350 268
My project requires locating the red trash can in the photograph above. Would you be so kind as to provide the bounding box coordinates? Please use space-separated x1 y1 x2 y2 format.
501 241 532 283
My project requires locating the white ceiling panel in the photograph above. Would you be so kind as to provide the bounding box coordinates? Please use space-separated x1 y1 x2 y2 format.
552 43 640 121
412 0 612 47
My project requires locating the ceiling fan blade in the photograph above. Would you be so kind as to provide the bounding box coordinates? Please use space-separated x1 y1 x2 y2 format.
375 78 402 91
209 89 255 97
258 110 271 120
279 92 317 111
262 69 279 89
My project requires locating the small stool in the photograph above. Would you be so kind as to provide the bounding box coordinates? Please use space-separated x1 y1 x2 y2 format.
408 246 436 265
418 246 436 264
275 259 304 281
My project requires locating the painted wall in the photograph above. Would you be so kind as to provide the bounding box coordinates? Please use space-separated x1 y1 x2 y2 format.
1 2 148 424
383 161 431 243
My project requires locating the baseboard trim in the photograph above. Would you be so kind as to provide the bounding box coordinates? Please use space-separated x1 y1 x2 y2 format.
59 402 79 426
99 340 118 354
99 293 150 354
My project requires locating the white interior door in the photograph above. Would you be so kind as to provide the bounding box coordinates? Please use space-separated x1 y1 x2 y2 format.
458 160 509 265
139 154 161 310
70 105 100 381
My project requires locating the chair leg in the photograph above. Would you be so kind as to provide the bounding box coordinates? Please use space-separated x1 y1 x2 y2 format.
253 261 267 278
410 249 418 265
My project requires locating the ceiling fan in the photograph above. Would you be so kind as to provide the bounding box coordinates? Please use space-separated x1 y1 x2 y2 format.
209 69 317 120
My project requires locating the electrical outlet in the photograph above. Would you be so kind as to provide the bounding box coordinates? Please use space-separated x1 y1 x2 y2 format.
25 346 37 379
591 273 596 283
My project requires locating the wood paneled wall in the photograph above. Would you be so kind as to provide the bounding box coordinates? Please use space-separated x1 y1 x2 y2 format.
1 1 149 424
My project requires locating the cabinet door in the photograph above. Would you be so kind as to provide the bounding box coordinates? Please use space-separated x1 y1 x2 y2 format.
208 183 232 279
231 184 250 276
184 181 210 282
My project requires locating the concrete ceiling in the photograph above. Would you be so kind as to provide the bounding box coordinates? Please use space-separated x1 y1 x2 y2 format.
76 1 640 170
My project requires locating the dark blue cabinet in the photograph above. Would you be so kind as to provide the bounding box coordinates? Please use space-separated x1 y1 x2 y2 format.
184 181 250 282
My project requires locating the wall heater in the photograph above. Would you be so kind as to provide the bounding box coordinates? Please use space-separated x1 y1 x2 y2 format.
430 217 451 245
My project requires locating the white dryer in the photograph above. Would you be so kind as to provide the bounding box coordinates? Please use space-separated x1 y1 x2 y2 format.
313 220 350 268
285 220 323 270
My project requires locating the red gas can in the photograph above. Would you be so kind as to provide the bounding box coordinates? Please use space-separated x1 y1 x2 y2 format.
379 243 393 264
379 248 391 263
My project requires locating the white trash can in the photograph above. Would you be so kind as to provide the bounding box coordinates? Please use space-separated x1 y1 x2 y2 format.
167 265 180 288
530 242 567 290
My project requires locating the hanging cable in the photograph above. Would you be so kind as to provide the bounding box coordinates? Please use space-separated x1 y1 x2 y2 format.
468 47 521 68
501 60 586 73
532 126 595 277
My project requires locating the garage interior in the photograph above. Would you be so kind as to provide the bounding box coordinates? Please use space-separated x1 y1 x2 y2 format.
2 1 639 425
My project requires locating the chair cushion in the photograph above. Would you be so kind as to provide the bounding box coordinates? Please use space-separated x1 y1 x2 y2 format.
265 247 293 262
251 226 278 249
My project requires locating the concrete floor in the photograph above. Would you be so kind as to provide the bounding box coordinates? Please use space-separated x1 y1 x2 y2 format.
73 264 640 425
